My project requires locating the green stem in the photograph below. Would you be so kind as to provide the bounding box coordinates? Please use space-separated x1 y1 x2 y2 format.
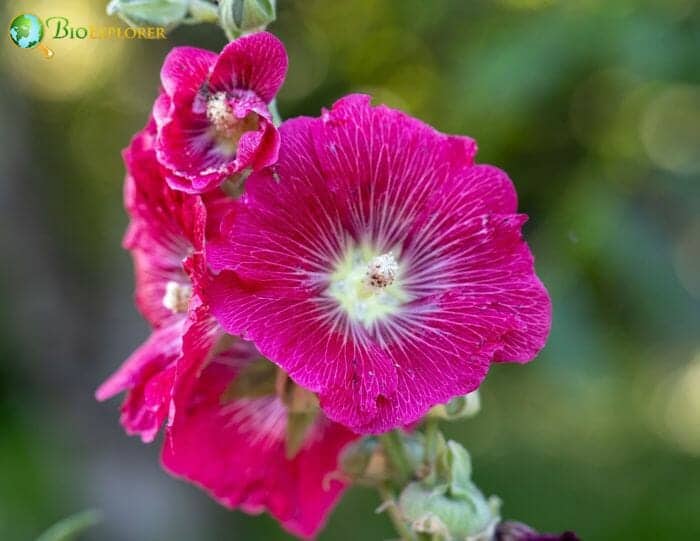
423 417 440 484
424 418 439 462
269 99 282 126
377 484 417 541
380 431 413 484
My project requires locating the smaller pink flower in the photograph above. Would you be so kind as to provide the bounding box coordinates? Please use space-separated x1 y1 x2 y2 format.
164 332 357 540
153 32 288 194
95 119 219 441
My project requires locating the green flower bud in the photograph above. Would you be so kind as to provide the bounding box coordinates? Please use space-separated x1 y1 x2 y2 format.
429 391 481 421
399 482 499 540
106 0 188 28
399 441 501 540
218 0 276 39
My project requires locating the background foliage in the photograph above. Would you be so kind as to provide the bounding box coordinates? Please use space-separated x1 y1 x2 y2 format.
1 0 699 539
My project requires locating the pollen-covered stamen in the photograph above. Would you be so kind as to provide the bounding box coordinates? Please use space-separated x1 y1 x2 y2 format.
162 280 192 314
364 252 398 290
206 91 259 148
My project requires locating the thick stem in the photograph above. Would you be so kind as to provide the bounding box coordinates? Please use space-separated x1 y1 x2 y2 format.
377 484 417 541
424 418 439 462
422 417 440 484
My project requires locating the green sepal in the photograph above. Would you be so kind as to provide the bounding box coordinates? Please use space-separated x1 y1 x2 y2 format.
220 357 277 402
285 409 318 459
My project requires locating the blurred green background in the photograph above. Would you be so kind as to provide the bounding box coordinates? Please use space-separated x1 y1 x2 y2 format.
1 0 699 539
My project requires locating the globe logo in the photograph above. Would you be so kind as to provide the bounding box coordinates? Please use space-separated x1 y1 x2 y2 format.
8 13 54 58
9 13 44 48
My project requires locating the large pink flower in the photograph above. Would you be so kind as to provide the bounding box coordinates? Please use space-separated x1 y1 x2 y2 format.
208 94 552 434
97 121 356 537
153 32 287 194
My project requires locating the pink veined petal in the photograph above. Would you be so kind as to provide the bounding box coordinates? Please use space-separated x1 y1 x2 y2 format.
403 212 551 362
209 32 288 103
236 115 280 171
208 117 340 290
121 365 176 443
160 46 217 104
153 91 173 128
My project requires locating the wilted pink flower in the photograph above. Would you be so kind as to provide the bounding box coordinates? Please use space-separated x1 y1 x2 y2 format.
97 121 356 537
208 94 552 433
153 32 287 194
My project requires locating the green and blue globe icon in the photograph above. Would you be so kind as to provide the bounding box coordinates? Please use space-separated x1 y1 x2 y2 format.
8 13 54 58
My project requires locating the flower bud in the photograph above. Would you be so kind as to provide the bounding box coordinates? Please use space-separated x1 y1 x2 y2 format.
429 391 481 420
399 482 499 540
399 441 500 539
106 0 188 28
218 0 276 39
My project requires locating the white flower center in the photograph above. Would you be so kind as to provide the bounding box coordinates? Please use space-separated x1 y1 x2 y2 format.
162 280 192 314
205 91 259 154
327 244 409 328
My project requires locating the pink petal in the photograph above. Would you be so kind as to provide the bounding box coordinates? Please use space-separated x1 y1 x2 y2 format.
96 322 183 442
209 32 288 103
160 46 217 104
121 365 175 443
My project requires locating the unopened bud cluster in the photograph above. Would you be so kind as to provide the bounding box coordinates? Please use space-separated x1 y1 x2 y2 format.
107 0 276 40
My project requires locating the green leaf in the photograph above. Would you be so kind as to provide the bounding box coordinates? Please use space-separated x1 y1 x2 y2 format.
36 509 102 541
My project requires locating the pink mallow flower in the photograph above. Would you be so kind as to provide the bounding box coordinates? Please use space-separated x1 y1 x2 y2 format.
164 328 357 539
96 121 356 538
208 94 552 434
95 119 213 441
153 32 287 194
